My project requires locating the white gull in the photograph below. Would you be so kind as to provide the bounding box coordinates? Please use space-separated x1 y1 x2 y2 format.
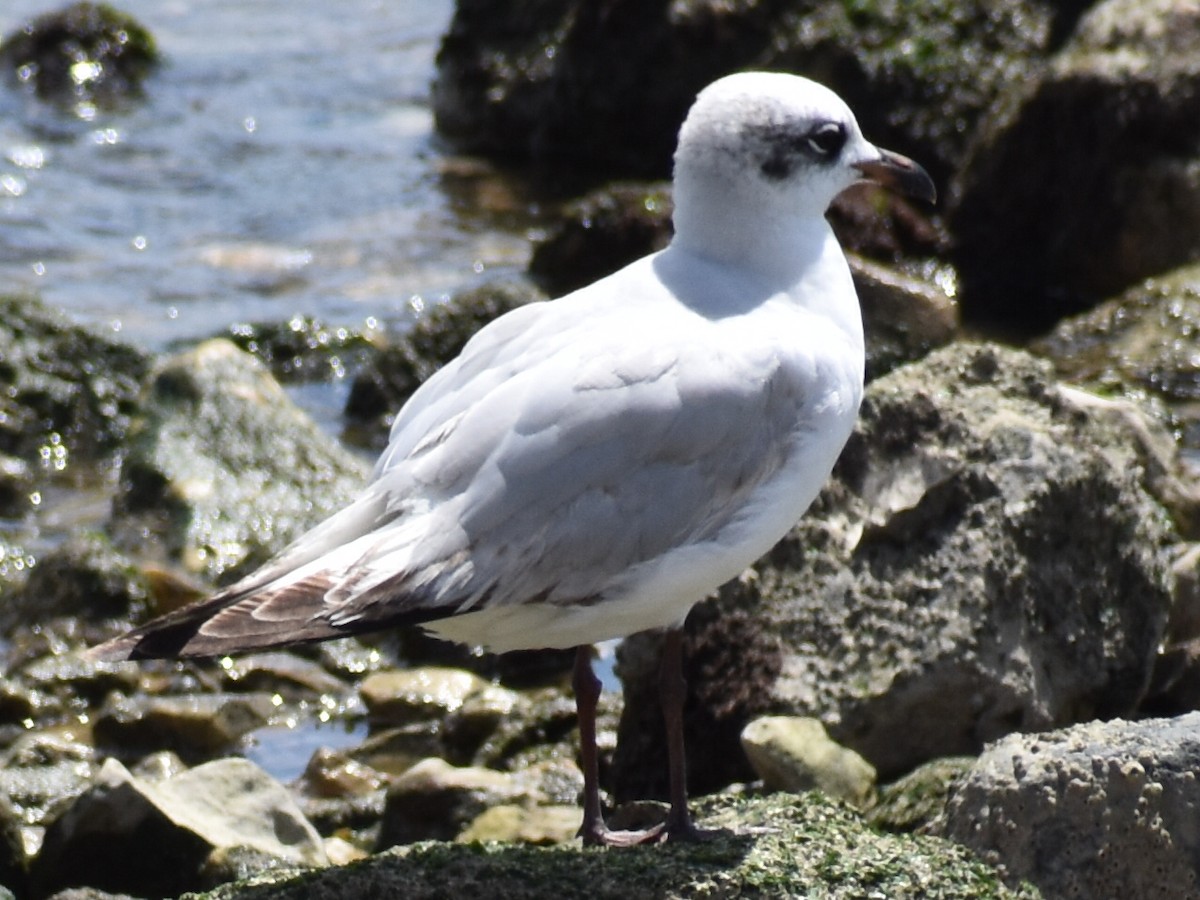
90 71 935 845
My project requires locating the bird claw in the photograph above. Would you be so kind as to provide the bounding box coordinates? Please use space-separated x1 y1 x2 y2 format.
579 821 667 847
579 814 718 847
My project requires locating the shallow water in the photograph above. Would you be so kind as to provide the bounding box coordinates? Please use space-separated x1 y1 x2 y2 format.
0 0 536 353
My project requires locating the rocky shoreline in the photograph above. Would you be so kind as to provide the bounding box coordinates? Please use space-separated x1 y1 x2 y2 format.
2 0 1200 898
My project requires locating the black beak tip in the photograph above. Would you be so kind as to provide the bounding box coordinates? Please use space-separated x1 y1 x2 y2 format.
854 149 937 205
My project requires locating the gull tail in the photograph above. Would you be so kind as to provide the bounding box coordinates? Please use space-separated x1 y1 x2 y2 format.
86 574 344 661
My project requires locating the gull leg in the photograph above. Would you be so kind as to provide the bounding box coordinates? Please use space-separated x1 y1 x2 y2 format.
573 645 608 844
659 627 707 841
573 645 665 847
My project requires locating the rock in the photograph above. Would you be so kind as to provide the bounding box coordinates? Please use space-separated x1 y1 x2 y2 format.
0 792 26 898
456 804 581 845
347 724 445 778
937 714 1200 899
2 532 150 646
1167 543 1200 645
829 184 948 265
92 692 277 762
359 668 489 725
0 295 149 464
223 315 382 383
950 0 1200 332
219 652 350 701
1143 629 1200 717
615 343 1175 797
15 649 138 712
343 281 544 448
110 339 369 582
376 758 581 849
377 758 533 848
0 730 97 865
868 756 976 834
198 792 1036 899
850 254 959 382
740 715 876 807
0 2 159 108
31 757 325 898
433 0 1066 186
0 540 35 596
471 685 619 777
300 748 386 800
0 454 32 519
1033 262 1200 464
528 182 674 296
0 677 40 726
443 682 523 765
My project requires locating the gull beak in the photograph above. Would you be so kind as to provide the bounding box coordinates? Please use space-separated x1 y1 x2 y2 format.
853 147 937 205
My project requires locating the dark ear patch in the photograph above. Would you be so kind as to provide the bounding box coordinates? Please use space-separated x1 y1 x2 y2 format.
760 146 795 180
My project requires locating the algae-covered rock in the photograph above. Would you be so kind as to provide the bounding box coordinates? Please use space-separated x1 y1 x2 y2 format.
950 0 1200 331
869 756 976 833
3 531 150 643
528 182 674 296
224 316 382 384
1033 262 1200 457
344 282 544 447
110 339 369 582
0 294 149 464
434 0 1065 184
0 2 159 107
196 792 1038 899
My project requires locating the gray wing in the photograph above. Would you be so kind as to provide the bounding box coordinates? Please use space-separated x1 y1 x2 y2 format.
90 288 814 660
335 333 812 620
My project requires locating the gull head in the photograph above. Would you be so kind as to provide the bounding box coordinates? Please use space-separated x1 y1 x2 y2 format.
672 72 935 240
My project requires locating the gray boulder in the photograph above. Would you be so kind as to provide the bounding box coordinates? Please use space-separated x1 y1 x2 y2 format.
615 343 1175 800
110 339 369 583
950 0 1200 332
936 714 1200 899
31 757 326 898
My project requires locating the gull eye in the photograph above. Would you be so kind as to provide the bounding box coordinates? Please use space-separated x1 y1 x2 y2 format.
806 122 846 158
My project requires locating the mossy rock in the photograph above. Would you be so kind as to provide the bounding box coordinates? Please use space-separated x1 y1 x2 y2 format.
0 294 150 463
193 792 1038 899
0 2 159 106
344 282 544 447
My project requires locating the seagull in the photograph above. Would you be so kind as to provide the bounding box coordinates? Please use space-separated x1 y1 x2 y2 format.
89 71 935 846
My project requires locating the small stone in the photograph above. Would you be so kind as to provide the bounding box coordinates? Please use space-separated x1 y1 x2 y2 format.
301 747 386 799
741 716 876 807
359 667 488 724
456 803 581 845
92 692 276 760
377 758 532 847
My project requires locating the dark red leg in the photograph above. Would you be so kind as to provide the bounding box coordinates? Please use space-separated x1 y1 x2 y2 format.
659 628 709 841
573 645 666 847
